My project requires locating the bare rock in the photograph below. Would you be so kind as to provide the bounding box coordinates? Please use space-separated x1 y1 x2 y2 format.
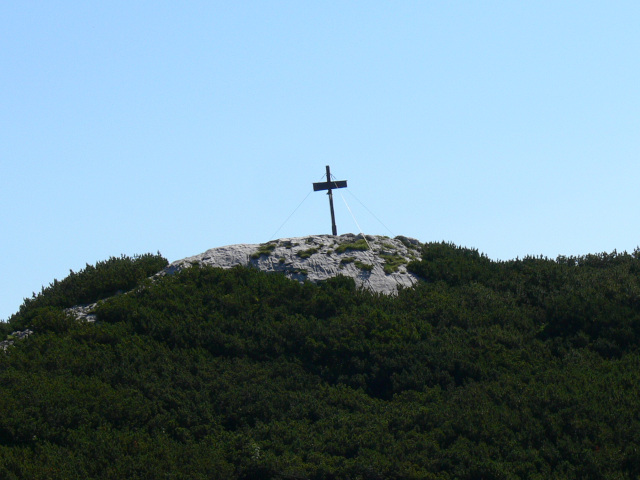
65 303 98 322
163 234 423 294
1 329 33 352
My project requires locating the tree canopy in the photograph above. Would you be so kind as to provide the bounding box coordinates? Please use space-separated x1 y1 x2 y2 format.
1 243 640 479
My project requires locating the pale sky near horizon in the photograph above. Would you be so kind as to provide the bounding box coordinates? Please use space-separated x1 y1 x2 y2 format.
2 2 640 320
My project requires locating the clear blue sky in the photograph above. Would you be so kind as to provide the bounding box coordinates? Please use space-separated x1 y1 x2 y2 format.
2 2 640 320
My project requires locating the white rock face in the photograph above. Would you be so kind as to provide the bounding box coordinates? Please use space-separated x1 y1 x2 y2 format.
164 234 423 294
1 329 33 352
65 303 98 322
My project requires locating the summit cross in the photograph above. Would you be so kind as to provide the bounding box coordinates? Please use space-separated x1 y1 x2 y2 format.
313 165 347 236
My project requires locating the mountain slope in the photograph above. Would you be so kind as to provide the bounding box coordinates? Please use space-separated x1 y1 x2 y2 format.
2 242 640 478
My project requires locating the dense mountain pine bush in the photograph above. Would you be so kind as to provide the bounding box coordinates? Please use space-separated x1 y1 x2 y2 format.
1 243 640 479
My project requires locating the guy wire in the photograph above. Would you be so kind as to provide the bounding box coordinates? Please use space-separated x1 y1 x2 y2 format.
330 172 394 238
339 191 373 252
268 171 327 241
269 189 313 241
345 188 395 237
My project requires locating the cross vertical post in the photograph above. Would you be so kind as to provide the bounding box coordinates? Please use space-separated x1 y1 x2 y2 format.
313 165 348 236
326 166 337 236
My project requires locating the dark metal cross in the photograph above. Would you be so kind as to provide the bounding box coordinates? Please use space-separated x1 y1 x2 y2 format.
313 165 347 236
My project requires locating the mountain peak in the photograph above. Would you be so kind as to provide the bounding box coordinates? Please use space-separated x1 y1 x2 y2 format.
164 234 423 294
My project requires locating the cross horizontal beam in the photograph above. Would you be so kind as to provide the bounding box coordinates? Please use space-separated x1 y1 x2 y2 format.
313 180 347 191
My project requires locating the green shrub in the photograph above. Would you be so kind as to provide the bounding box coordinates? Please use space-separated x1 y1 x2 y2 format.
340 257 355 265
381 254 407 274
297 248 318 259
335 239 369 254
3 244 640 478
250 243 277 259
9 253 168 329
354 261 373 272
27 307 76 333
407 242 491 286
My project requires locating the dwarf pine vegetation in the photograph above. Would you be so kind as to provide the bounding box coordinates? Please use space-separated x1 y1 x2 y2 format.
1 243 640 479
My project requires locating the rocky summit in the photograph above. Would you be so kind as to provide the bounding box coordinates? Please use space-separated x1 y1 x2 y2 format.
163 234 423 294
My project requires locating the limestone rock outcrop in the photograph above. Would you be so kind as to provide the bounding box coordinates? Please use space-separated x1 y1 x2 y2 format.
1 329 33 352
164 234 423 294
